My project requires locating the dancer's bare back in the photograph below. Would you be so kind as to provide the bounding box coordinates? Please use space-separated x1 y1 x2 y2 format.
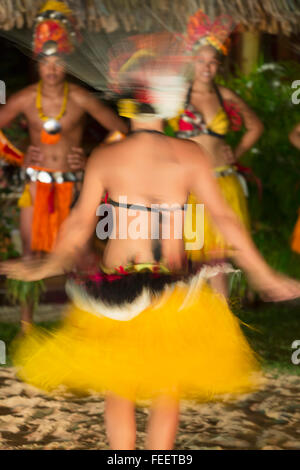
84 131 208 268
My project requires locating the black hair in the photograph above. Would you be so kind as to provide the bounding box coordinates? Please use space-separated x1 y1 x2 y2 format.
138 102 156 114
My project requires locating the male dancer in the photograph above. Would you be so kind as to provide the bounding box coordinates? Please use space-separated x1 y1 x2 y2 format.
0 1 127 328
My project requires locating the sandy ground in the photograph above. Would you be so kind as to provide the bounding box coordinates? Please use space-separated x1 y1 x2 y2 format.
0 304 64 324
0 366 300 450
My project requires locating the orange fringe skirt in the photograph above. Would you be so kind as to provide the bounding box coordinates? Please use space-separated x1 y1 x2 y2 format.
31 180 74 252
291 210 300 254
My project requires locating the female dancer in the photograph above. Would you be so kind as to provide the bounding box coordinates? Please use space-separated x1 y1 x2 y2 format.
171 10 264 297
2 47 300 452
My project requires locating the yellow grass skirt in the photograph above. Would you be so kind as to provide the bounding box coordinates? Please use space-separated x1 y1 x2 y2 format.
12 278 260 405
184 166 250 261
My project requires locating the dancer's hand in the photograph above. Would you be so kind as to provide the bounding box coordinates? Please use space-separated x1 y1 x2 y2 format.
0 257 66 281
103 131 125 144
24 146 44 167
67 147 86 170
249 269 300 302
222 144 236 164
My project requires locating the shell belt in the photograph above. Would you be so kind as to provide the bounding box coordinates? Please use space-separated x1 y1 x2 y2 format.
24 167 83 184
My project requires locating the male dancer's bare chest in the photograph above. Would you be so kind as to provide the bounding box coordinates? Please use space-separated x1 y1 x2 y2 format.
23 96 85 170
24 93 84 134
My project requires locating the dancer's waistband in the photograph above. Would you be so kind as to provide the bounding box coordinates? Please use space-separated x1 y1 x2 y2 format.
66 262 239 321
25 166 83 184
214 165 237 177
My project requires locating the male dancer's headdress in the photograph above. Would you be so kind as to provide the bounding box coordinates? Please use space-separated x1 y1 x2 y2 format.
33 0 81 58
184 9 234 56
32 1 81 144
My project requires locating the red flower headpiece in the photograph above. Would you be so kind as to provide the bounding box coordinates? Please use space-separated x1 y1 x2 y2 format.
184 9 234 56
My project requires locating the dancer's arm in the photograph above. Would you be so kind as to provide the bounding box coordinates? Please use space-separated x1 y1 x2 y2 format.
188 143 300 301
222 87 264 160
0 89 26 128
73 86 128 134
67 146 86 170
47 150 105 268
0 146 106 280
289 123 300 150
0 90 27 165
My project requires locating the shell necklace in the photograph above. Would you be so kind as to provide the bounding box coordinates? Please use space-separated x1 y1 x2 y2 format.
36 80 68 145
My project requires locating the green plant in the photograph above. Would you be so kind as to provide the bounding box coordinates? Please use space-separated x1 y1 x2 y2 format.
5 279 45 310
0 189 20 261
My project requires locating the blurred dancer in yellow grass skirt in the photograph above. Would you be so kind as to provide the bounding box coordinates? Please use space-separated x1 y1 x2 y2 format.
11 265 260 404
169 10 263 297
2 32 300 451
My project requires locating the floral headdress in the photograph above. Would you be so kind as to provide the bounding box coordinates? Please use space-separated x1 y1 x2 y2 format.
184 9 234 56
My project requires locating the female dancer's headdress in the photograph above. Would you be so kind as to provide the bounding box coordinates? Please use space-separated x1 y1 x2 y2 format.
184 9 234 56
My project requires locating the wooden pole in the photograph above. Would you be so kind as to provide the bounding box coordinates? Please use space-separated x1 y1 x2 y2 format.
239 31 261 75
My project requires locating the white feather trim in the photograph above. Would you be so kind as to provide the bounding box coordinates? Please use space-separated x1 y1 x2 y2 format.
65 280 152 321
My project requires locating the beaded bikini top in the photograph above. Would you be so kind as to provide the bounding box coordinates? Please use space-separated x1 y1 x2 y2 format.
172 84 242 139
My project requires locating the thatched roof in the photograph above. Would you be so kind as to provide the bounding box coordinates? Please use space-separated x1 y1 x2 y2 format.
0 0 300 35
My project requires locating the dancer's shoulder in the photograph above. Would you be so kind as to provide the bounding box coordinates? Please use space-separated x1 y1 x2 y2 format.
5 84 37 109
87 137 126 166
171 136 207 158
167 137 210 176
69 83 95 105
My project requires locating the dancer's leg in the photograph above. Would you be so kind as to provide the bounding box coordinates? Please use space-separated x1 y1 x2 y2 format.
146 395 179 450
19 206 34 257
105 393 136 449
19 204 35 331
